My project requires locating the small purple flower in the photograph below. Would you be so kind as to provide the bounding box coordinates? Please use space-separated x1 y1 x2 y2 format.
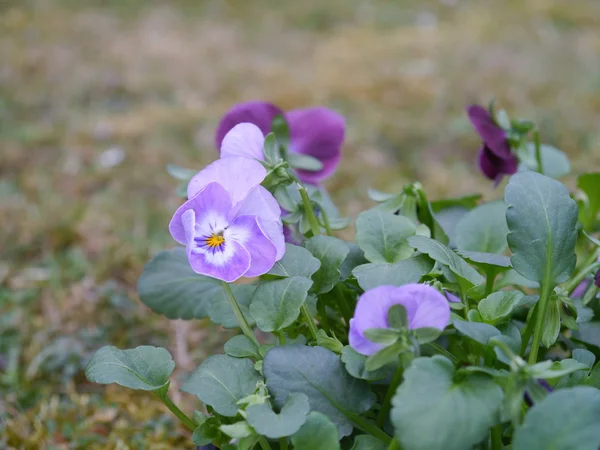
349 284 451 356
467 105 518 182
170 157 285 282
215 101 345 184
444 291 461 303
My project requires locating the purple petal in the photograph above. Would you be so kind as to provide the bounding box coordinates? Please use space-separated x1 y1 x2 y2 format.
445 291 461 303
466 105 512 159
478 145 518 182
188 239 251 282
595 268 600 288
215 101 284 149
283 223 303 246
226 215 278 277
169 182 232 245
220 123 265 160
286 107 345 184
572 279 591 298
187 157 266 204
405 284 451 330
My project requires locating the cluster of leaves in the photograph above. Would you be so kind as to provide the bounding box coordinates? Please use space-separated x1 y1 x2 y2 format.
86 123 600 449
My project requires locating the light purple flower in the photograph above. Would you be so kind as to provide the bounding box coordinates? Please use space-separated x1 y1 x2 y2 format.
349 284 451 356
215 101 345 184
170 157 285 282
467 105 518 182
444 291 461 303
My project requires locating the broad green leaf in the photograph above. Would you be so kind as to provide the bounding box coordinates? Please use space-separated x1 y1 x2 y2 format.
514 387 600 450
352 254 434 291
453 319 501 345
455 201 509 254
478 291 526 324
220 422 253 439
206 284 256 328
365 342 405 372
291 412 341 450
407 236 484 287
573 348 596 368
458 251 511 270
433 206 469 246
85 345 174 391
364 328 401 345
288 152 324 171
505 171 578 284
521 143 571 179
351 435 388 450
263 345 375 437
224 335 260 360
391 356 503 450
246 393 310 439
388 304 409 329
340 346 393 381
339 243 368 280
578 173 600 229
355 209 417 263
182 355 261 417
304 236 349 294
268 244 321 278
413 327 442 344
316 330 343 354
138 248 221 319
528 359 588 379
249 277 313 332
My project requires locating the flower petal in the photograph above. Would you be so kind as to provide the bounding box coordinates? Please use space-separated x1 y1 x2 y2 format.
220 123 265 160
286 107 345 184
187 157 267 203
478 145 518 182
188 239 251 283
169 182 232 245
226 215 278 277
404 284 450 330
466 105 512 159
215 101 284 149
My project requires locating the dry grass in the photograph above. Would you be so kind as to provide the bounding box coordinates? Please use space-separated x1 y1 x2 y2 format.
1 0 600 447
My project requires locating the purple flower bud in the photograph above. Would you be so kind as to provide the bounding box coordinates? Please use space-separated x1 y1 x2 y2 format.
444 291 461 303
349 284 450 356
524 379 552 407
595 268 600 288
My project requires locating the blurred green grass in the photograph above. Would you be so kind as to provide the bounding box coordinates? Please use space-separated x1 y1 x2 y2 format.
1 0 600 447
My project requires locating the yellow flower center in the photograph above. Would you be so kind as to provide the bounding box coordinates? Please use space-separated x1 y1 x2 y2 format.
205 234 225 248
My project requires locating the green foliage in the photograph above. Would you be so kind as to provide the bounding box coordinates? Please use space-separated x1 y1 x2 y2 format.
455 201 509 254
352 254 434 290
355 209 416 263
290 412 341 450
246 393 310 438
304 236 349 294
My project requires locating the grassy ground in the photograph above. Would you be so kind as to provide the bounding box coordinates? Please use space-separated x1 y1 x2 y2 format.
1 0 600 448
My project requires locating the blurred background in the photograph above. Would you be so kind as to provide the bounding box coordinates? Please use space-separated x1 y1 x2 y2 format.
2 0 600 448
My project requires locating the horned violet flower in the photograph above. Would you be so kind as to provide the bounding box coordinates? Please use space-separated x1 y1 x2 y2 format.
169 156 285 282
349 284 450 356
215 101 345 184
467 104 518 182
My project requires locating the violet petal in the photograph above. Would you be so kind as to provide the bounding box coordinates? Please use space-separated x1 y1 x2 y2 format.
215 101 284 149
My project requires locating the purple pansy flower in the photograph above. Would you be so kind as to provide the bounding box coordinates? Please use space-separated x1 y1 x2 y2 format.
467 105 518 182
215 101 345 184
169 156 285 282
349 284 451 356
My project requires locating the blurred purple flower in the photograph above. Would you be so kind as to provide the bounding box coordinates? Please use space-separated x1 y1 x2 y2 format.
572 279 591 298
444 291 461 303
349 284 450 356
467 105 518 182
524 379 552 407
215 101 345 184
170 156 285 282
595 268 600 288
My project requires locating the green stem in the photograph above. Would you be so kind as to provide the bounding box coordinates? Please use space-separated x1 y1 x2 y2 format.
528 281 553 364
485 270 497 297
347 413 392 444
534 129 543 175
459 284 469 319
279 437 288 450
222 281 260 348
319 206 334 236
564 246 600 294
298 184 321 236
377 363 404 427
491 424 503 450
426 342 459 364
300 303 319 341
156 392 197 431
388 438 402 450
258 436 272 450
583 284 599 306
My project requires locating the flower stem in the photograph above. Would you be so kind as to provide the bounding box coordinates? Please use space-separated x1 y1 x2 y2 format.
376 363 404 427
425 342 458 364
533 129 543 175
279 438 288 450
485 270 497 297
491 424 503 450
155 391 197 431
222 281 260 348
564 247 600 294
527 281 553 364
298 184 321 237
347 412 392 444
388 439 402 450
319 206 334 236
300 303 319 341
258 436 272 450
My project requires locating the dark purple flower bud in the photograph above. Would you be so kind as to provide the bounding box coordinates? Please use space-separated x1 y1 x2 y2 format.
197 445 217 450
595 268 600 288
524 379 552 407
444 291 461 303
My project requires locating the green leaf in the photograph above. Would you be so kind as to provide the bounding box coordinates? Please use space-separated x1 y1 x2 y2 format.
166 163 197 180
85 345 174 391
458 250 512 269
339 243 368 280
220 421 254 439
352 255 434 291
478 291 526 324
391 356 503 450
288 152 324 171
364 328 401 345
431 195 482 211
249 277 312 332
268 244 321 278
291 411 341 450
522 143 571 179
413 327 442 344
528 358 588 379
304 236 350 294
181 355 261 417
316 330 343 354
246 393 310 439
407 236 484 287
455 201 509 254
137 248 221 320
263 345 375 437
340 346 393 381
573 348 596 368
540 297 561 348
365 342 405 372
513 387 600 450
355 209 417 263
351 435 388 450
578 173 600 229
453 319 501 345
388 304 408 329
505 171 578 284
271 114 290 150
206 284 256 329
263 132 279 162
224 335 260 360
